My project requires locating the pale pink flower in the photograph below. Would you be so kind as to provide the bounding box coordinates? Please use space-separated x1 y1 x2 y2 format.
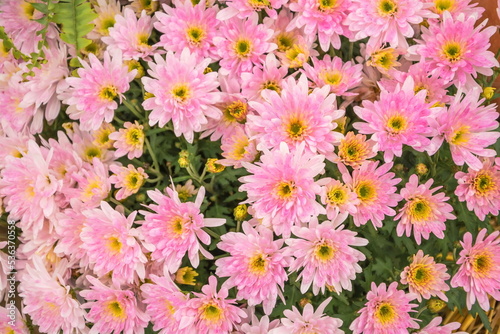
140 274 188 334
429 88 500 170
213 14 277 78
395 175 456 245
241 53 288 102
142 49 221 143
140 186 225 273
339 161 401 228
219 126 258 168
415 316 466 334
409 12 499 89
400 250 450 302
217 0 286 20
109 121 145 159
102 8 156 60
451 229 500 311
237 314 281 334
88 0 122 39
0 75 37 133
109 164 148 200
176 276 247 334
239 142 326 237
346 0 436 48
19 256 88 334
286 218 368 295
318 178 359 221
0 305 29 334
81 202 147 285
425 0 484 19
334 132 376 168
155 0 220 60
455 158 500 221
248 74 344 156
69 124 115 164
353 76 434 162
270 297 344 334
80 275 149 334
215 222 292 314
61 50 136 131
288 0 351 51
350 282 419 334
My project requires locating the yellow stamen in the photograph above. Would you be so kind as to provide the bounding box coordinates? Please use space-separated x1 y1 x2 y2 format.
375 302 397 324
170 83 191 103
99 85 118 101
107 236 122 254
248 253 268 275
472 251 493 277
22 1 35 20
247 0 271 9
224 100 248 123
378 0 398 16
285 44 309 68
407 197 432 222
442 41 463 62
169 216 187 236
175 266 199 285
321 70 343 86
473 172 496 196
276 33 295 52
434 0 455 14
261 81 281 94
318 0 337 11
314 241 336 262
449 125 470 145
106 300 126 319
234 39 253 58
275 181 296 199
84 146 102 162
327 185 348 206
186 26 206 45
125 127 144 146
200 302 223 323
228 137 249 161
355 181 377 203
286 117 308 140
386 115 408 134
409 263 433 285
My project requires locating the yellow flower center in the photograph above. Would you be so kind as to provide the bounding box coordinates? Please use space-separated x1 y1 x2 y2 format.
473 172 496 196
186 26 206 45
247 0 271 9
314 241 336 262
125 128 144 146
84 146 102 161
164 299 176 316
378 0 398 16
261 81 281 94
355 181 377 203
200 302 223 323
386 114 408 134
175 266 199 285
327 185 348 205
434 0 455 14
410 263 433 285
106 301 126 319
369 49 399 70
321 70 343 86
5 327 15 334
229 137 249 161
107 236 122 254
82 179 103 200
22 1 35 20
93 127 114 148
449 125 470 145
25 185 35 199
318 0 337 11
442 42 463 62
472 252 493 277
286 117 308 140
375 302 397 324
234 39 253 58
170 83 191 103
407 197 432 222
169 216 187 236
285 44 308 68
275 181 296 199
99 85 118 101
224 100 248 123
137 33 150 47
248 253 268 275
101 17 116 34
125 171 144 191
276 33 295 52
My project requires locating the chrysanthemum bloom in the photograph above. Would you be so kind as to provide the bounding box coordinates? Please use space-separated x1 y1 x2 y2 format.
426 0 484 19
286 218 368 295
276 35 317 69
175 179 199 202
0 75 37 133
175 266 199 285
213 14 276 77
395 175 456 244
62 50 136 131
140 186 225 273
350 282 419 334
455 158 500 220
215 222 292 314
303 55 363 96
19 256 88 334
109 164 148 200
288 0 351 51
129 0 159 15
217 0 286 20
409 12 498 89
248 74 344 156
237 314 281 334
335 132 376 168
109 121 145 159
142 49 221 143
354 77 434 162
415 316 466 334
318 178 359 221
239 142 326 237
241 53 288 101
429 88 499 170
271 297 343 334
88 0 122 39
102 8 156 60
219 126 258 168
155 0 220 60
80 276 149 334
92 122 116 149
81 202 147 285
0 306 28 334
70 125 115 164
141 274 188 334
400 250 450 302
339 161 401 228
451 229 500 311
346 0 436 48
176 276 247 334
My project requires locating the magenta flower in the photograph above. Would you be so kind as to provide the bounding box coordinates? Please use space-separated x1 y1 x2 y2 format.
239 142 326 237
395 175 456 244
286 218 368 295
350 282 419 334
215 222 292 314
451 229 500 311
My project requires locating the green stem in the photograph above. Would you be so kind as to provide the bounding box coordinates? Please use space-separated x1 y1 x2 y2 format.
203 228 220 239
109 197 131 215
144 137 161 174
123 99 144 120
236 220 241 233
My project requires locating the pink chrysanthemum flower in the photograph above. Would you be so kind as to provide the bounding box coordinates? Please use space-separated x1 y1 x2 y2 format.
62 50 136 131
80 276 149 334
318 178 359 221
346 0 436 48
0 75 37 133
215 222 292 314
350 282 419 334
64 159 111 208
176 276 247 334
286 218 368 295
451 229 500 311
237 314 281 334
213 15 276 77
217 0 286 20
455 158 500 221
425 0 484 19
339 161 401 228
142 49 221 143
395 175 456 244
140 185 225 273
248 74 344 156
288 0 351 51
88 0 122 39
109 164 148 200
219 126 258 168
19 256 88 334
241 53 288 102
409 12 499 89
415 316 466 334
102 8 156 60
155 0 220 60
334 132 376 168
429 88 500 170
303 55 363 96
141 274 188 334
109 121 145 159
0 305 28 334
271 298 344 334
239 142 326 237
81 202 147 285
353 77 434 162
400 250 450 302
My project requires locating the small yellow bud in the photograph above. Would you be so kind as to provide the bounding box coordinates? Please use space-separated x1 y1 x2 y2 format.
483 87 496 100
178 150 190 168
135 193 146 202
206 158 225 173
415 163 428 175
204 67 213 74
175 267 199 286
125 59 145 79
427 298 447 313
299 298 311 308
234 204 248 221
394 163 404 172
144 92 155 100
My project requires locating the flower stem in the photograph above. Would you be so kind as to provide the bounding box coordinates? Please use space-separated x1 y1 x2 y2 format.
123 99 144 121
